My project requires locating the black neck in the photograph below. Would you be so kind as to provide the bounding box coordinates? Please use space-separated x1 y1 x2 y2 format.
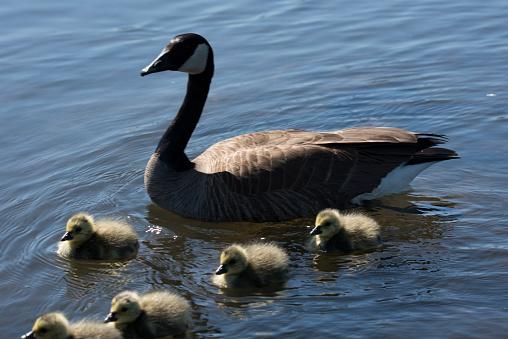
155 71 212 170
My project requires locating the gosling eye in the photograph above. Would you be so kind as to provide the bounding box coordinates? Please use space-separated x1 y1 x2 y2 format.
229 259 237 265
121 307 128 312
75 227 82 232
324 222 331 227
39 328 48 334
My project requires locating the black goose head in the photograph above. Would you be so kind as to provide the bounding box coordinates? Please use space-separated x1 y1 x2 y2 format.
141 33 213 77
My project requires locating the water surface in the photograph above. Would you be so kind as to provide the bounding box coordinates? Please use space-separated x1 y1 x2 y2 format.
1 0 507 337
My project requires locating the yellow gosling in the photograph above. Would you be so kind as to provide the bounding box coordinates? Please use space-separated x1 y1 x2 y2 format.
309 208 381 252
21 312 122 339
104 290 190 338
57 213 139 260
213 242 289 288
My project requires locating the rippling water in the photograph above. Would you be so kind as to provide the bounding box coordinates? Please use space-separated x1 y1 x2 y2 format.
1 0 507 337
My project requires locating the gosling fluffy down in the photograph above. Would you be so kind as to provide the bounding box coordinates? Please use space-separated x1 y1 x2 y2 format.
213 242 289 288
104 290 190 339
22 312 122 339
57 212 139 260
308 208 381 252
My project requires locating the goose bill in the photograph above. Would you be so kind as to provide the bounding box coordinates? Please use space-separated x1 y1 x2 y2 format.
310 225 322 235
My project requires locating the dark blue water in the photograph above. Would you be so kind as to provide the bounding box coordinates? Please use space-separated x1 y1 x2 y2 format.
1 0 507 337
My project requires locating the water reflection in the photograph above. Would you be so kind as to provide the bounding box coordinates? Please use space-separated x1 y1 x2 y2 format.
311 251 380 274
59 259 137 302
214 283 289 298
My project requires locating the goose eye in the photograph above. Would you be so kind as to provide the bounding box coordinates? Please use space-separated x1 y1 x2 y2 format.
229 259 237 265
39 328 48 333
324 222 331 227
75 227 82 232
121 307 128 312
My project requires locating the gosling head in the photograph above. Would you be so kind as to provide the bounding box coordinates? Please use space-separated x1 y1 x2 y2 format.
215 245 248 276
310 209 342 241
104 291 142 325
60 213 95 244
22 312 69 339
141 33 213 77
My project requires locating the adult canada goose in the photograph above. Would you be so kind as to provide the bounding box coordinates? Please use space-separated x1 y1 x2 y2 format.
104 290 190 339
308 208 381 252
141 33 459 222
213 243 289 288
21 312 122 339
57 213 139 260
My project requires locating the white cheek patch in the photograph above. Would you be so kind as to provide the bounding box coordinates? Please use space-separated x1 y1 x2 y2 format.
178 43 209 74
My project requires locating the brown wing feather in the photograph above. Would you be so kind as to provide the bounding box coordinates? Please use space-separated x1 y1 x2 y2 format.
195 127 420 198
